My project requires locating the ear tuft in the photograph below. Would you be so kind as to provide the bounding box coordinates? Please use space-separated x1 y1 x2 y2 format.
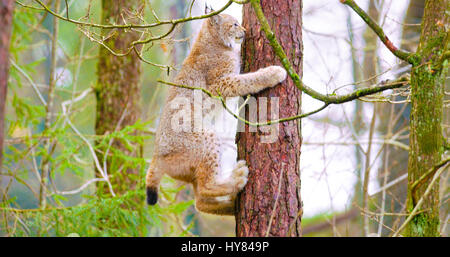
206 4 221 25
205 4 214 14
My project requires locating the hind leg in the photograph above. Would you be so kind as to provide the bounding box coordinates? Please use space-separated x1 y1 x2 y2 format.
195 132 249 198
194 195 236 216
195 164 243 198
195 155 248 198
193 183 237 215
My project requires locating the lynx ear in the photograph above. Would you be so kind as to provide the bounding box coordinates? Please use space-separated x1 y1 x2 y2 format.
206 5 221 25
210 14 222 25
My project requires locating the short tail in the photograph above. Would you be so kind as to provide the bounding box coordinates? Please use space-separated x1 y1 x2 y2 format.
145 159 162 205
146 186 158 205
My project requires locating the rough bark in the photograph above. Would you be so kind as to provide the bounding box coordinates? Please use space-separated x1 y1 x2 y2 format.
0 0 15 190
236 0 302 237
377 0 425 236
406 0 448 237
95 0 142 195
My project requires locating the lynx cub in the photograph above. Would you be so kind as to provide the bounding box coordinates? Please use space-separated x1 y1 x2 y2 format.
145 13 287 215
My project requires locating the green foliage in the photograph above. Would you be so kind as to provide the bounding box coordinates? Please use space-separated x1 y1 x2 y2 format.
1 0 194 237
1 186 194 237
10 7 38 58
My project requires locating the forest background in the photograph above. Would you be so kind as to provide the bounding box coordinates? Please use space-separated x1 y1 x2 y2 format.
0 0 448 237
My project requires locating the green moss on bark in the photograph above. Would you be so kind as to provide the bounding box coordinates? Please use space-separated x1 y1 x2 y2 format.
405 0 448 237
408 213 440 237
95 1 143 196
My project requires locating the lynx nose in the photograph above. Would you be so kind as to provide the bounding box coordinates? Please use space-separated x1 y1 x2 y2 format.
239 30 246 39
236 33 245 42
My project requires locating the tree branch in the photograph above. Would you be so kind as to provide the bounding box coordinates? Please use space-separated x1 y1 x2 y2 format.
60 88 116 197
340 0 418 64
393 158 449 237
249 0 409 104
157 79 329 126
157 74 407 126
30 0 233 30
411 156 450 205
151 0 412 127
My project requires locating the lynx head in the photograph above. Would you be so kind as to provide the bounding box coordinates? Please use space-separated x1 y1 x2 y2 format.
209 14 246 48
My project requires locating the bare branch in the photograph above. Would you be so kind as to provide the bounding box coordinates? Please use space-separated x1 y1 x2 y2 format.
60 88 116 197
393 159 449 237
362 105 377 236
411 156 450 205
340 0 418 64
249 0 409 104
232 0 250 4
369 174 408 197
30 0 233 30
157 79 329 126
51 178 106 196
9 58 47 106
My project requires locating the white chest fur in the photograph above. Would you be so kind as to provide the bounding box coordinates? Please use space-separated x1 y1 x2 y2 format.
203 44 241 185
217 44 241 184
213 97 238 202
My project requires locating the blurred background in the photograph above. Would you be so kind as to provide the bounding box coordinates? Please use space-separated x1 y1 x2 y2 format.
0 0 448 236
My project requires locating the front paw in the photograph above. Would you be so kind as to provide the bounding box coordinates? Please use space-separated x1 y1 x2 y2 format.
232 162 249 192
264 66 287 86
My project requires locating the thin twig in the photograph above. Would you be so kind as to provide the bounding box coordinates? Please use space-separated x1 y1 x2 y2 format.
411 157 450 205
303 138 409 151
157 79 329 126
60 88 116 197
369 173 408 197
32 0 233 30
340 0 417 64
393 161 449 237
378 103 395 236
51 178 106 195
9 59 47 106
249 0 410 104
362 104 377 236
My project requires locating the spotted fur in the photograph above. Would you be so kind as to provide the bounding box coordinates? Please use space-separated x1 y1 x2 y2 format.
145 14 286 215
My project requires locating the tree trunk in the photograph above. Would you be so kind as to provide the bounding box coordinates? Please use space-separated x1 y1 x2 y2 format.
406 0 448 237
0 0 14 190
360 0 380 236
377 0 425 236
347 7 364 236
95 0 142 196
236 0 303 237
